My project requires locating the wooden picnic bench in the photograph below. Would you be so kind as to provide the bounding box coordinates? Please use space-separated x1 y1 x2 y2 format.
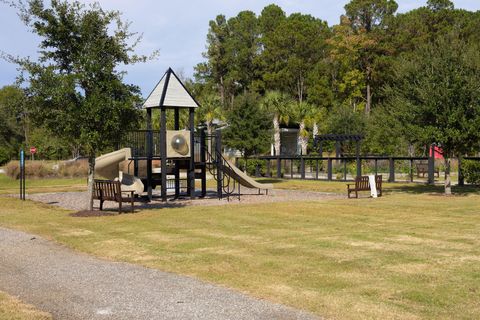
347 175 382 198
93 179 135 213
416 163 439 178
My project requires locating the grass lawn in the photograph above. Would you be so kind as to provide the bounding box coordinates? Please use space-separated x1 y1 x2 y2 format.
0 174 86 195
0 291 51 320
1 189 480 319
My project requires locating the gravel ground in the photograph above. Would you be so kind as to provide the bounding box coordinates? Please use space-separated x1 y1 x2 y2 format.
27 187 343 212
0 227 319 320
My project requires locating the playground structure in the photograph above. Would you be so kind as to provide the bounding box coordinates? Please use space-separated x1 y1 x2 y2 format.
94 68 272 201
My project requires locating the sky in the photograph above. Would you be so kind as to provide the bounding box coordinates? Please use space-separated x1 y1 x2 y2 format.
1 0 479 98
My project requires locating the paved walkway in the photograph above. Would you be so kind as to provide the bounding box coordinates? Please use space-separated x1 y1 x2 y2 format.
0 227 318 320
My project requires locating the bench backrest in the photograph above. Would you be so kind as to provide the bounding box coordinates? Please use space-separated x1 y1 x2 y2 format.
355 175 382 191
93 179 121 201
416 163 428 171
355 176 370 190
375 175 382 190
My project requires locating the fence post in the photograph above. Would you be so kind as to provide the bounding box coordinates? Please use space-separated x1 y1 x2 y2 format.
356 142 361 178
301 156 305 179
389 158 395 182
458 156 464 186
428 144 435 185
315 159 319 180
356 158 361 178
276 156 281 179
290 160 293 179
255 163 260 177
410 159 414 182
266 159 271 178
327 158 333 181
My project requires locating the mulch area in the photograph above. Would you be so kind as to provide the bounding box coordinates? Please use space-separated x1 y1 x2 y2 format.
24 187 344 215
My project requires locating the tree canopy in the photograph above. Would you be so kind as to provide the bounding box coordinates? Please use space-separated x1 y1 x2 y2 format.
7 0 151 209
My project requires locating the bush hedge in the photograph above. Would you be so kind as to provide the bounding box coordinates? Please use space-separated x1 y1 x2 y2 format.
462 160 480 185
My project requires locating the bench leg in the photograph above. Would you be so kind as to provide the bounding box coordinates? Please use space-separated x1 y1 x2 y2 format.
131 199 134 213
119 201 122 214
100 200 104 211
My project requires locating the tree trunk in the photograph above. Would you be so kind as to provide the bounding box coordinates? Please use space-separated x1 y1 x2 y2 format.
298 121 308 155
207 122 212 156
273 114 280 156
313 122 318 139
219 76 225 106
365 82 371 115
87 155 96 210
444 157 451 195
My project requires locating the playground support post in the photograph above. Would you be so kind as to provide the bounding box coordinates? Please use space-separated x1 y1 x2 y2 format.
200 129 207 197
146 108 153 200
215 129 223 199
160 107 167 202
189 107 195 199
174 108 180 198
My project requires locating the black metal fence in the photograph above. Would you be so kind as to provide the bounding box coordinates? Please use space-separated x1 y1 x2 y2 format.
244 155 475 183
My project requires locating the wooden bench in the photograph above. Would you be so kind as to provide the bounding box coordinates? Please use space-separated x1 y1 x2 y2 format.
416 163 440 178
93 179 135 213
347 175 382 198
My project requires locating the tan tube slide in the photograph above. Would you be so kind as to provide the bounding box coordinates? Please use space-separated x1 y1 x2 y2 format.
95 148 144 195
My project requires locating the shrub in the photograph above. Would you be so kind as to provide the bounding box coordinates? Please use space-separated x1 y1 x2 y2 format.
3 160 88 179
236 158 266 176
5 161 20 179
0 147 11 166
58 160 88 177
462 160 480 185
25 161 55 178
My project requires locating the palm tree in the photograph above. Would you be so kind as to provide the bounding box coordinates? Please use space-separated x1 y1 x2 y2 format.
261 91 291 155
291 101 317 155
198 93 224 155
198 93 223 136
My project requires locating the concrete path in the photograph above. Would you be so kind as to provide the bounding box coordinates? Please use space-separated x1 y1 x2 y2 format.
0 227 318 320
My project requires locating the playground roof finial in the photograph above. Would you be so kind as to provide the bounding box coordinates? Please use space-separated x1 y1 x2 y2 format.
143 68 200 109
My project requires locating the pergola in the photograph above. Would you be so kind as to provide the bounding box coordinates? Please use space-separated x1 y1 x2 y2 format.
314 134 364 177
314 134 363 158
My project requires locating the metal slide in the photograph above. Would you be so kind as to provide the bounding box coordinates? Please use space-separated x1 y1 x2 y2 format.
223 159 273 191
95 148 144 195
206 146 273 199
